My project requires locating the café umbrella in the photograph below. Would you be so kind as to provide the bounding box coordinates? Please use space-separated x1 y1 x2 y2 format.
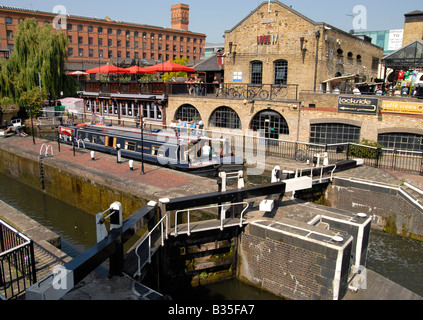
86 64 127 74
66 71 88 76
143 61 195 73
124 66 156 74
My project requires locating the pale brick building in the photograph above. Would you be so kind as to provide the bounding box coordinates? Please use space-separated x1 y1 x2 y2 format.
402 10 423 47
223 1 384 93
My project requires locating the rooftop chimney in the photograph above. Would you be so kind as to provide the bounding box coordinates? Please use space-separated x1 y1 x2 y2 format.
171 4 189 31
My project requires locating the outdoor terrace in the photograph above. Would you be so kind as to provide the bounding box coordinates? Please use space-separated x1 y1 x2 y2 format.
81 81 300 101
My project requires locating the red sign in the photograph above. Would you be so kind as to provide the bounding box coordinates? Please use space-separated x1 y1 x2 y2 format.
217 52 224 66
59 127 74 136
257 35 271 44
257 34 278 45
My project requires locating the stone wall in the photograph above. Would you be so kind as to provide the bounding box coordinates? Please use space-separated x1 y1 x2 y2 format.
327 178 423 241
237 220 353 300
168 93 423 144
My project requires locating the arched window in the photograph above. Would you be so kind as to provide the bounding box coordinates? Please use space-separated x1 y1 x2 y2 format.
251 61 263 84
174 104 201 123
310 123 361 144
274 60 288 85
378 133 423 152
209 107 241 129
250 110 289 139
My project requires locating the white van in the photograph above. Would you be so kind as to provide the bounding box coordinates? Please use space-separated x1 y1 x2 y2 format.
414 72 423 87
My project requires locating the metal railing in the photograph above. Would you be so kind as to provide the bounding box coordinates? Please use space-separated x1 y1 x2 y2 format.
173 201 249 237
134 201 249 278
0 219 37 300
82 81 299 101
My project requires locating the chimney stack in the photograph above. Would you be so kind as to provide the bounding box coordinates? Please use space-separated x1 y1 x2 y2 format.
171 4 189 31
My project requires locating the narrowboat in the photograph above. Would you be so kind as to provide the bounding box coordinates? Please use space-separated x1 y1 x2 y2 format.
58 123 244 177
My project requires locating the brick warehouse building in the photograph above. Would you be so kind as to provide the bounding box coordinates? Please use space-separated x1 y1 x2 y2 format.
0 4 206 71
165 1 423 152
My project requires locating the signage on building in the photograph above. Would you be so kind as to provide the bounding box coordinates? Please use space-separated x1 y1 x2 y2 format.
257 34 278 45
388 29 404 51
233 71 243 82
337 96 379 115
382 100 423 115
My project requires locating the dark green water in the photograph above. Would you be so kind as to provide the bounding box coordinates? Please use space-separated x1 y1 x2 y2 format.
0 172 282 299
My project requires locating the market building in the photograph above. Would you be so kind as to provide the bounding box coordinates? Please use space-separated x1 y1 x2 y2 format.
223 1 384 94
165 1 423 151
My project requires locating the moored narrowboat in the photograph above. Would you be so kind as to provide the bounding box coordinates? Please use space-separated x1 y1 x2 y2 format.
58 123 244 177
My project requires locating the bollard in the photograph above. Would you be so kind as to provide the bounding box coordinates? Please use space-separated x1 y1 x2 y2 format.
108 202 123 278
116 144 122 164
129 160 134 171
90 151 95 161
272 166 282 183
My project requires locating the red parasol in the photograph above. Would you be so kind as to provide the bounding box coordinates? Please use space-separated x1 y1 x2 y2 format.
86 64 127 74
143 61 195 73
124 66 156 74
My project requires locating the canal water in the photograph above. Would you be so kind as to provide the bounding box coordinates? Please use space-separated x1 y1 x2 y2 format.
0 171 422 298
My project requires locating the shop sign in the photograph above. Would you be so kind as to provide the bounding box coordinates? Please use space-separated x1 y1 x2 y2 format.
257 34 278 45
337 96 378 115
382 100 423 115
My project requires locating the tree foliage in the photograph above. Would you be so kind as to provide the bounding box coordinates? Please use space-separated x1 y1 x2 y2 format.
0 18 72 114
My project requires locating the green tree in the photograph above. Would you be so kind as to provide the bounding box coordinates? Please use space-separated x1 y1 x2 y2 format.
0 18 72 115
162 56 190 82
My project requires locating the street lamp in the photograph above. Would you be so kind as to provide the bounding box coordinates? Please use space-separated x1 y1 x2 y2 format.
29 105 35 145
140 115 145 175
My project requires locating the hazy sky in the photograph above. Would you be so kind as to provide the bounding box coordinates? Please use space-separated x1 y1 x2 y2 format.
0 0 420 42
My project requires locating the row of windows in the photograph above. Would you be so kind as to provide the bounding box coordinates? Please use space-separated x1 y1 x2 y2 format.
174 105 290 136
85 99 163 121
68 47 198 61
69 35 200 54
3 17 203 44
66 24 203 44
250 60 288 85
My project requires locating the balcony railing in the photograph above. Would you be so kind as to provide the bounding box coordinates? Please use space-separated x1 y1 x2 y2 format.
82 81 299 101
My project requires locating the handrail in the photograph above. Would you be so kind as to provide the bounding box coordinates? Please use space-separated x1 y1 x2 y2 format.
39 144 54 157
135 214 169 276
174 201 249 237
134 201 249 277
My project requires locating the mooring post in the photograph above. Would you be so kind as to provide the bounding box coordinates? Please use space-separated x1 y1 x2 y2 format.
116 144 122 164
108 202 123 278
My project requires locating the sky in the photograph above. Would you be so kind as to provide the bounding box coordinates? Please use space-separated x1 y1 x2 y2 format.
0 0 421 43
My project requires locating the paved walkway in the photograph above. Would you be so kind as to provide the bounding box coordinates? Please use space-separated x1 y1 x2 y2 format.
6 136 220 201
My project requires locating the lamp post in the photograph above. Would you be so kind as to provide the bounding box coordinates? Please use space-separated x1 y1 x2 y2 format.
314 30 321 93
29 106 35 145
140 115 145 175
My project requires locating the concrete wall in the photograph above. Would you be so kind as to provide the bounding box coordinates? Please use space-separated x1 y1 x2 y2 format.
0 144 147 219
327 177 423 241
